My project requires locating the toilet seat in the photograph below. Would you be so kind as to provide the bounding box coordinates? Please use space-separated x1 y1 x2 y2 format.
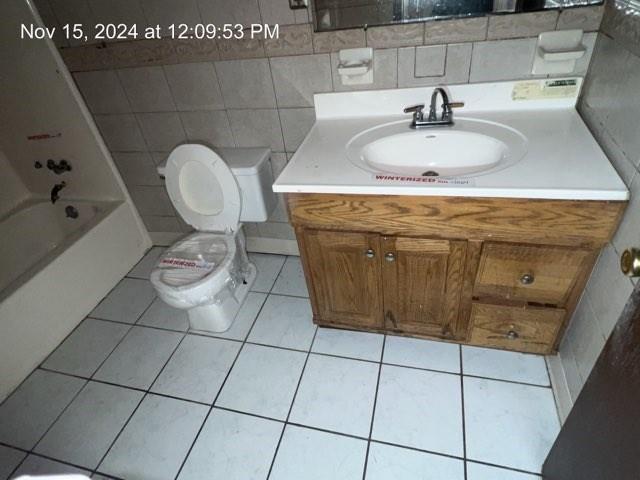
165 144 241 232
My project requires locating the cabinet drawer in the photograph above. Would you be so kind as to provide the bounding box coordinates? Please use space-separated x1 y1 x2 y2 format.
468 303 563 354
474 243 589 306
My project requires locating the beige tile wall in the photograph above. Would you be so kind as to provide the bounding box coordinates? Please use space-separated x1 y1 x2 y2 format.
34 0 603 239
555 0 640 412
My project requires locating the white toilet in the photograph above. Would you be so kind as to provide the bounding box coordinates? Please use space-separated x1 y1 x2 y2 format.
150 144 276 333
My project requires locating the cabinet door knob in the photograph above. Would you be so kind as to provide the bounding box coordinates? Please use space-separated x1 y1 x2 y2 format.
365 249 375 259
621 248 640 277
506 330 519 340
385 252 396 262
520 273 535 285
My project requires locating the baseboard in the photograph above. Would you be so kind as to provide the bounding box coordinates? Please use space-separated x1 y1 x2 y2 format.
150 231 300 256
546 353 574 424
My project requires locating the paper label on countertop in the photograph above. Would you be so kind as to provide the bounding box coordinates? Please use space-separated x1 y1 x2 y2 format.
159 257 215 270
373 174 475 186
512 78 579 101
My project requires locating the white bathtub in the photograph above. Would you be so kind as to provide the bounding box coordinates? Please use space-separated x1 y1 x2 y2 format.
0 199 150 400
0 200 110 298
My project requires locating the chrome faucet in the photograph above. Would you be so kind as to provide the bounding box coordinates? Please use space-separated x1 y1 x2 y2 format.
403 87 464 128
51 181 66 204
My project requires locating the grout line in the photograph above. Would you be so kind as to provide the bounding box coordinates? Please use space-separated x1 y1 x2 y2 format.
361 334 386 480
460 345 468 480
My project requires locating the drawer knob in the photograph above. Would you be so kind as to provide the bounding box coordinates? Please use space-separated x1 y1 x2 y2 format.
385 252 396 262
520 273 535 285
621 248 640 277
506 330 519 340
365 249 375 259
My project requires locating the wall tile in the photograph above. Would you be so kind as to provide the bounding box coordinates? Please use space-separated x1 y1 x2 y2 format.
469 38 537 82
268 195 289 222
215 59 276 108
174 39 220 63
112 152 162 186
136 112 187 151
74 70 131 114
366 23 424 49
398 43 472 87
117 66 176 112
330 48 397 92
270 152 288 176
217 37 266 60
129 186 175 216
601 0 640 58
312 29 366 54
164 62 225 111
270 54 333 107
558 343 584 402
279 108 315 152
293 7 309 24
585 243 635 340
33 0 68 47
423 17 487 45
198 0 261 25
180 111 235 148
258 221 295 240
87 0 148 34
264 24 313 57
613 174 640 255
228 109 284 151
150 151 170 166
139 0 201 33
48 0 95 46
557 5 604 31
259 0 298 25
414 45 446 77
142 215 182 232
107 39 179 69
487 11 558 40
94 114 147 151
565 293 606 382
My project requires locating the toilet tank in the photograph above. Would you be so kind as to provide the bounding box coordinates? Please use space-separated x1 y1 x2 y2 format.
217 147 277 222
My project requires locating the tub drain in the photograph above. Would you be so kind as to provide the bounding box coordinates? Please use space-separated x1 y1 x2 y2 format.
422 170 439 177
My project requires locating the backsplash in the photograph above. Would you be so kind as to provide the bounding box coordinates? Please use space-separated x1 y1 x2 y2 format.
549 0 640 420
33 0 603 240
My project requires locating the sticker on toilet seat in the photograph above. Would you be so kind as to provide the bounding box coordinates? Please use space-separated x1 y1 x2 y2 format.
160 257 215 270
373 174 475 186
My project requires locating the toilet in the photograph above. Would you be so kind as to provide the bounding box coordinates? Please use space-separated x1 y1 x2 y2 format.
150 144 276 333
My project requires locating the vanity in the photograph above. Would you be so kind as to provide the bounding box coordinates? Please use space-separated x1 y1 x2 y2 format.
273 80 628 354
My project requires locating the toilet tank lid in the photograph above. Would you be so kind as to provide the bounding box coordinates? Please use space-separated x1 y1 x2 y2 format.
157 147 270 177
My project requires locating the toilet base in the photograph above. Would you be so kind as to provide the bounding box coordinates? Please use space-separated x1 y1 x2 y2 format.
188 262 257 333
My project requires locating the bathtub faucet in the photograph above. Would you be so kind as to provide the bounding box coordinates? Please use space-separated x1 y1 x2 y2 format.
50 181 66 204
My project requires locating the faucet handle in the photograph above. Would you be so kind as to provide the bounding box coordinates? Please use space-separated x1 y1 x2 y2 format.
403 104 425 114
445 101 465 109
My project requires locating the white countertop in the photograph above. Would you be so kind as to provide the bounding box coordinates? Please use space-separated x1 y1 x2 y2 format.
273 80 628 201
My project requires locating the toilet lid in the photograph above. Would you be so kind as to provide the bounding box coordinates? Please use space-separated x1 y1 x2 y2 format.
165 144 241 232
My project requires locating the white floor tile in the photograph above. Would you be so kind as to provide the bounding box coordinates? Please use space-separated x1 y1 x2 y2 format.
373 365 463 457
11 455 89 478
99 394 207 480
178 409 283 480
90 278 156 324
42 319 130 377
205 292 267 341
290 354 379 437
462 346 550 386
366 442 465 480
34 382 143 469
271 256 308 297
0 370 85 450
151 335 241 404
249 253 286 293
312 328 384 362
248 295 316 350
383 336 461 373
270 426 367 480
137 298 188 332
466 462 541 479
93 326 183 389
216 344 306 420
464 377 560 473
128 247 165 279
0 445 26 480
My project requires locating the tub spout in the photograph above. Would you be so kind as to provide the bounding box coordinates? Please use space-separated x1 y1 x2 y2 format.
51 181 66 204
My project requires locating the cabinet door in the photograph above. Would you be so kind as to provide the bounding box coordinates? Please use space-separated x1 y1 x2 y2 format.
301 229 383 329
382 236 467 339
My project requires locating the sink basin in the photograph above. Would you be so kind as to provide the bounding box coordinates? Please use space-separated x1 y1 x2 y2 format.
346 118 528 178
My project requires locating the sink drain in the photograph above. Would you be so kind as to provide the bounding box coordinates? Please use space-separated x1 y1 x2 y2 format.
422 170 439 177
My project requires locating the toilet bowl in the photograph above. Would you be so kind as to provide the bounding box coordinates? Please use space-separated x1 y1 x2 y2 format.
150 144 276 333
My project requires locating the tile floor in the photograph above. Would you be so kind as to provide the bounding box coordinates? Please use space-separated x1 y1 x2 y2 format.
0 249 560 480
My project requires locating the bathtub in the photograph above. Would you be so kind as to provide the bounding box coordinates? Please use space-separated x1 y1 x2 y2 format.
0 199 150 400
0 200 111 298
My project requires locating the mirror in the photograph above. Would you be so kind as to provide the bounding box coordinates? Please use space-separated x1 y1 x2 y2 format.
312 0 604 32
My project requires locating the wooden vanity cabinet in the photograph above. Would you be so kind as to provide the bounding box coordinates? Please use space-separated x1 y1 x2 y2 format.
288 193 626 354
